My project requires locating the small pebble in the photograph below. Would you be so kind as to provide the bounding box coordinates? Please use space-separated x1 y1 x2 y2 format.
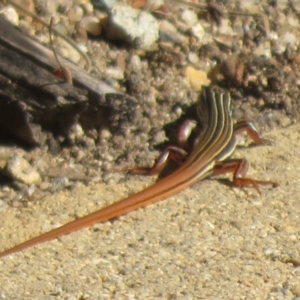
128 54 142 72
160 20 177 34
5 154 41 185
218 19 235 36
26 184 36 197
75 150 86 161
99 128 112 139
79 16 102 36
104 67 124 80
181 9 198 28
191 22 206 41
51 177 70 191
278 32 297 50
105 5 159 49
185 66 210 91
82 2 94 14
279 116 292 127
146 0 164 10
173 105 183 116
67 5 84 22
39 182 51 191
46 1 60 14
59 39 81 64
291 285 300 296
0 199 8 212
69 123 84 141
287 15 299 28
253 43 272 58
188 52 199 64
2 6 19 26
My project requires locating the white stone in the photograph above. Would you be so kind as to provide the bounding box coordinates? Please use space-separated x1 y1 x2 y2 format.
107 5 159 49
2 6 19 26
181 9 198 28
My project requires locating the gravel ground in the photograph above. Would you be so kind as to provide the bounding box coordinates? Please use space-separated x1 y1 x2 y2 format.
0 124 300 299
1 0 300 299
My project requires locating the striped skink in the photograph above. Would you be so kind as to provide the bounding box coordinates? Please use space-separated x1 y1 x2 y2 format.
0 87 277 257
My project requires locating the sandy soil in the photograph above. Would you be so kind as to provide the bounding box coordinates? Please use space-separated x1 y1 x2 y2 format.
0 124 299 299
